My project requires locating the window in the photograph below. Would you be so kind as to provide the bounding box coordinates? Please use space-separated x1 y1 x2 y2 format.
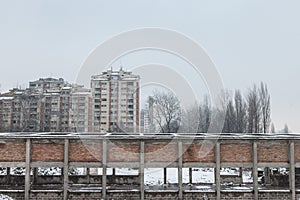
128 105 134 109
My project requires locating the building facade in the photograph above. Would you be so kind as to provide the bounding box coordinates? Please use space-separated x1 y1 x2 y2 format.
91 69 140 133
0 69 139 133
0 78 92 133
69 85 93 132
0 96 14 132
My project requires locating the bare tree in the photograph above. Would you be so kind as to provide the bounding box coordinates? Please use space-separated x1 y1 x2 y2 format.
180 104 200 133
246 85 261 133
234 90 247 133
259 82 271 133
270 123 276 133
222 99 236 133
151 90 181 133
200 96 212 133
283 124 289 133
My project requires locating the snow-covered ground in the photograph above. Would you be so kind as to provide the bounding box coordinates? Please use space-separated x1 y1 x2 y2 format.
0 167 253 186
0 194 14 200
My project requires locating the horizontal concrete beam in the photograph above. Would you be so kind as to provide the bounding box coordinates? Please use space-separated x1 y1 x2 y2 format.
183 162 216 168
31 162 63 168
257 162 289 168
144 162 178 168
107 162 139 168
2 132 300 140
0 162 25 167
69 162 102 168
221 162 253 168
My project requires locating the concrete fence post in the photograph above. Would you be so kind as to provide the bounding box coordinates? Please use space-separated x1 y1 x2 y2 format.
63 139 69 200
25 139 31 200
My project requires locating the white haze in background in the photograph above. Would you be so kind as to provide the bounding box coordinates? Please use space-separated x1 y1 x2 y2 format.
0 1 299 131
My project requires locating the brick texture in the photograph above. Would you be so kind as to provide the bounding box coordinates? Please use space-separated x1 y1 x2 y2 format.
69 143 102 162
294 143 300 162
108 191 140 200
221 144 252 162
145 144 178 162
32 144 64 161
108 142 139 162
183 143 215 162
258 142 288 162
0 191 293 200
0 143 25 161
30 192 63 200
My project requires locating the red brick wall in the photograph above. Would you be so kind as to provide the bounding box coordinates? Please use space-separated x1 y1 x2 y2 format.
32 144 64 161
0 143 25 161
108 142 139 162
221 144 252 162
295 143 300 162
145 144 178 162
0 139 296 164
69 143 102 162
258 142 288 162
183 143 215 162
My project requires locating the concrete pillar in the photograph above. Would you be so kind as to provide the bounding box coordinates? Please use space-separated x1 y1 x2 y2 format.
33 168 38 185
253 142 258 200
215 142 221 200
140 141 145 200
102 140 107 199
63 139 69 200
87 168 90 183
7 167 11 184
178 141 183 200
264 167 271 184
163 168 167 184
189 168 193 184
25 139 31 200
289 142 295 200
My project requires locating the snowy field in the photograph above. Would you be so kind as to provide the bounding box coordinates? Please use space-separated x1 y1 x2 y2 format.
0 167 252 185
0 167 254 200
0 194 14 200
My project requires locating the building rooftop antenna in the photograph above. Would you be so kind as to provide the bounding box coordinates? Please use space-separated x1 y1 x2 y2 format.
119 60 123 71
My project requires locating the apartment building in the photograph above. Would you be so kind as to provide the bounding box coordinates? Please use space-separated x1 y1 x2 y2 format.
0 96 13 132
0 70 139 133
0 78 92 133
140 96 154 133
69 85 92 132
29 77 65 92
91 69 140 133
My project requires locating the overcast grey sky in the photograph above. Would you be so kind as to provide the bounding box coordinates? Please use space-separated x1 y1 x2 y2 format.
0 0 299 132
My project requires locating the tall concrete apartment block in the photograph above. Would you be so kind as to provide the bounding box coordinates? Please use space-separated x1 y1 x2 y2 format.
0 78 92 132
70 85 93 132
91 69 140 133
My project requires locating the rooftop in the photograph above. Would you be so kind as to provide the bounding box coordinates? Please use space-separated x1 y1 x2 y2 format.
0 132 299 140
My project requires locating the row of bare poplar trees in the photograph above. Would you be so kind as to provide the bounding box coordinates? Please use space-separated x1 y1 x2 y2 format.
149 82 277 134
